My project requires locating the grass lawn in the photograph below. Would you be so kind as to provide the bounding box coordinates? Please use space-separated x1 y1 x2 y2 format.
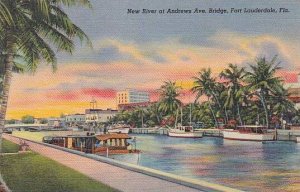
2 139 19 153
0 140 118 192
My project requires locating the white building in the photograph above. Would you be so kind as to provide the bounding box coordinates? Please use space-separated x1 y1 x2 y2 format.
65 114 86 125
117 89 150 105
47 118 65 128
85 108 118 124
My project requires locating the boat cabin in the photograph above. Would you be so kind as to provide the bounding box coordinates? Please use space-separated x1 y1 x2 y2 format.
176 125 193 132
236 125 268 134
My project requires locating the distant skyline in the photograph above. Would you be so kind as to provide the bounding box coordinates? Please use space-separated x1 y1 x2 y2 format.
7 0 300 119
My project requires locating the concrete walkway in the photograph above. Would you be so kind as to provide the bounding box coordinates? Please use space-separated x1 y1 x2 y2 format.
3 134 201 192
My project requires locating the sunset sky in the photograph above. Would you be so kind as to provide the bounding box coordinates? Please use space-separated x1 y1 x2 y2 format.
7 0 300 119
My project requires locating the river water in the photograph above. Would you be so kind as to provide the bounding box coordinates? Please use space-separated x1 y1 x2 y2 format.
111 134 300 192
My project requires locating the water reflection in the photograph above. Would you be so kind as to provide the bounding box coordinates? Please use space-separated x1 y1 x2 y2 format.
111 134 300 191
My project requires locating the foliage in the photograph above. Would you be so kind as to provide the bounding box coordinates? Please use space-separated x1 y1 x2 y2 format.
110 56 296 129
40 118 48 124
21 115 34 124
6 119 17 124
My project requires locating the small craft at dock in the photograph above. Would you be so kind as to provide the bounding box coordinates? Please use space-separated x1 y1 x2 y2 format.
42 133 139 154
107 124 130 134
222 125 275 142
168 125 203 138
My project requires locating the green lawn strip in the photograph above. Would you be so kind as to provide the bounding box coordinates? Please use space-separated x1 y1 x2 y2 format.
2 139 19 153
0 152 119 192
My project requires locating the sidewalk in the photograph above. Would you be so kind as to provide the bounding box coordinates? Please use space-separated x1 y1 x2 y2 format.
3 134 201 192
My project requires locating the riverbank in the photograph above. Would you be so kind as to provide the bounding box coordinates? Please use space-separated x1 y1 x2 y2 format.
3 133 241 192
0 139 118 192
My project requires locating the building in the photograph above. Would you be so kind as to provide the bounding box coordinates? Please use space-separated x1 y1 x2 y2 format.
85 108 118 125
117 89 150 109
47 118 66 128
118 101 153 111
284 73 300 109
65 114 86 126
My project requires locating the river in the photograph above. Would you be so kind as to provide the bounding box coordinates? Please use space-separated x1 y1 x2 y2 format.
111 134 300 192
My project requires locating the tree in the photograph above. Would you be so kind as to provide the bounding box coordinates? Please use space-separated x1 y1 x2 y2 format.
192 68 219 127
0 0 91 152
220 64 246 125
40 118 48 124
246 56 283 128
158 81 182 117
21 115 34 124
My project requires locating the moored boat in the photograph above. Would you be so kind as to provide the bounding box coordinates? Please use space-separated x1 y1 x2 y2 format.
168 125 203 138
223 125 275 142
108 124 130 134
42 133 139 154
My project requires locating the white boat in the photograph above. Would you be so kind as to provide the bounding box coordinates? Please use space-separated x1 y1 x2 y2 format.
223 125 275 142
168 126 203 138
108 124 130 134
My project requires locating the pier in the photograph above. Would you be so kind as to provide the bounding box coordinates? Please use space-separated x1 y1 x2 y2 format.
276 129 300 142
130 128 223 137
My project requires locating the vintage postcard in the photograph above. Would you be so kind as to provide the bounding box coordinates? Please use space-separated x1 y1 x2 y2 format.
0 0 300 192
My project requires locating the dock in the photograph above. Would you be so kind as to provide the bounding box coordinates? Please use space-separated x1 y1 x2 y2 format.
3 133 241 192
276 129 300 142
130 128 223 137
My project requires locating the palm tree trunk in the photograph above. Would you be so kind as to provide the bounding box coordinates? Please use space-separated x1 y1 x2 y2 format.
212 92 228 124
0 36 15 153
208 98 218 128
259 92 269 128
237 104 243 126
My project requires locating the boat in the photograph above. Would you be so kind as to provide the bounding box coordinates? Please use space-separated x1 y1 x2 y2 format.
168 125 203 138
43 133 139 154
108 124 130 134
222 125 275 142
168 104 203 138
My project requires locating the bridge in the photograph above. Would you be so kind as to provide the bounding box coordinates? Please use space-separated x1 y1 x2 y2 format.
3 124 50 131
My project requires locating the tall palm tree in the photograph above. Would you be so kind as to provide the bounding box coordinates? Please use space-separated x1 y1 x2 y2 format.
220 64 246 125
0 0 91 152
246 56 283 128
158 81 182 117
192 68 220 127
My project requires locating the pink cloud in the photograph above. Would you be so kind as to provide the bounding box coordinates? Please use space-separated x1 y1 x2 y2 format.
46 91 80 100
82 88 116 98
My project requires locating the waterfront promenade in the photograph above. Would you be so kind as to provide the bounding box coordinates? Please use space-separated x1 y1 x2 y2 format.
2 134 241 192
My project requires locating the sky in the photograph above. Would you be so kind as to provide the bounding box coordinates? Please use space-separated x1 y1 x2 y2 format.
6 0 300 119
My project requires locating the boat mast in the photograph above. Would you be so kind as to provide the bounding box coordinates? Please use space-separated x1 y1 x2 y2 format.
181 107 183 126
175 109 179 128
141 108 144 128
189 103 192 126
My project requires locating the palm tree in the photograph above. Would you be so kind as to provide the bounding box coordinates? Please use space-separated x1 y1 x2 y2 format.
158 81 182 117
246 56 283 128
272 86 296 116
220 64 246 125
0 0 91 152
192 68 220 127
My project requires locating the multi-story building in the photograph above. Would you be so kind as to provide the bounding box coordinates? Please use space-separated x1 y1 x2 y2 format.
85 108 118 125
284 73 300 109
65 114 86 126
117 89 150 109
